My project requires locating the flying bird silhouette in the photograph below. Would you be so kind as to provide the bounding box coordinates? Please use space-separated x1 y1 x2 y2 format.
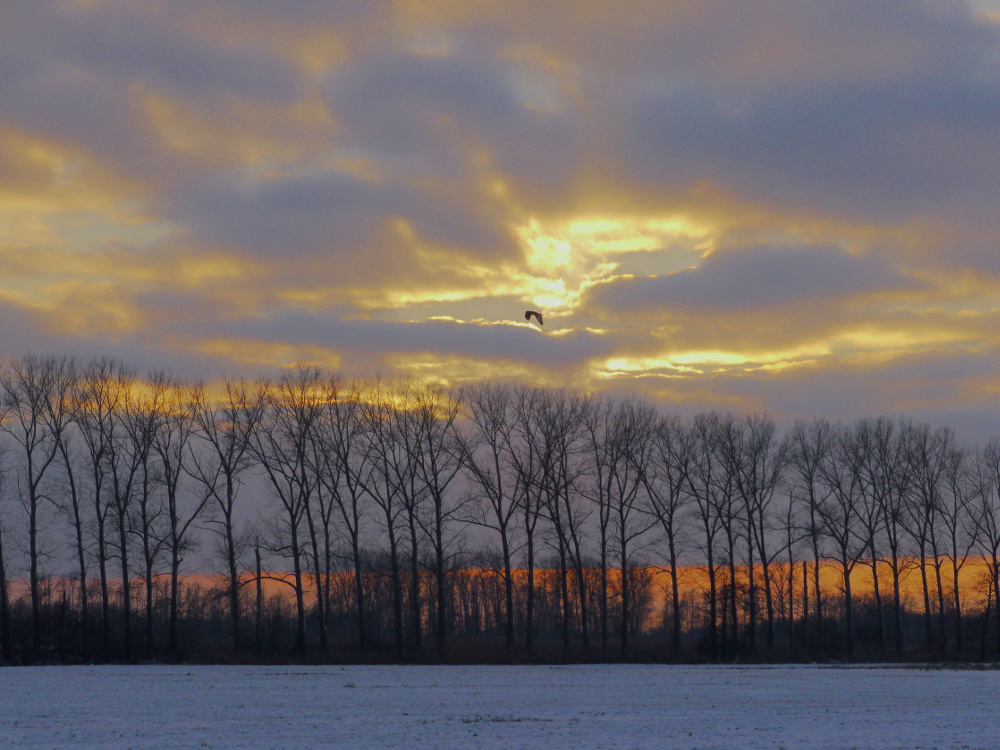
524 310 544 326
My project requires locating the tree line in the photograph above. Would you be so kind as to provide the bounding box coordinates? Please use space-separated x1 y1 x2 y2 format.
1 353 999 664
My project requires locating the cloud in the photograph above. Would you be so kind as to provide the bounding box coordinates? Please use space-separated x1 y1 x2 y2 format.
326 49 580 206
624 77 1000 223
222 311 616 372
1 0 1000 439
585 244 917 315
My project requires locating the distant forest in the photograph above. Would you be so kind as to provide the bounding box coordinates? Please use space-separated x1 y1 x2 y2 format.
1 353 999 665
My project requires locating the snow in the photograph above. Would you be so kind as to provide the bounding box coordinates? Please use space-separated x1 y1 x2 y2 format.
2 663 999 749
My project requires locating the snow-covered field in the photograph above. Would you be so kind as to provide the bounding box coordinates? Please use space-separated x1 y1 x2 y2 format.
2 663 998 749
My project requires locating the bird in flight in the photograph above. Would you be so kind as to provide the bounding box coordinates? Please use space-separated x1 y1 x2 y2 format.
524 310 543 326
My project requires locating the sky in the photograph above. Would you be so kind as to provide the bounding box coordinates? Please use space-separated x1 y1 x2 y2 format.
3 0 1000 441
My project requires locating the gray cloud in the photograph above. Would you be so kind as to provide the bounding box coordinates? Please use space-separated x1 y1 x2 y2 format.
168 168 520 283
624 77 1000 222
0 4 300 103
586 244 915 315
326 51 579 202
224 311 616 370
2 0 1000 438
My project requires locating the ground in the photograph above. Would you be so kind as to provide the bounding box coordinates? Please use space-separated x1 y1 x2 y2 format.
1 663 998 749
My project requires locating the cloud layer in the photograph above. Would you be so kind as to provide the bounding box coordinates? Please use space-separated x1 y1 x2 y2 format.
3 0 1000 439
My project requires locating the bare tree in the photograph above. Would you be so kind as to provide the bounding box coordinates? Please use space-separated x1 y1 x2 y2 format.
103 363 156 660
0 354 70 659
904 423 953 653
315 375 371 650
706 414 744 657
73 357 124 656
786 418 832 654
44 358 88 657
150 373 205 658
857 417 911 657
853 418 889 653
190 376 266 652
252 367 326 653
603 396 657 659
410 383 465 653
459 381 523 653
535 388 590 653
815 422 866 658
722 412 787 652
685 413 727 660
359 378 410 652
642 414 692 658
123 373 168 656
939 443 978 654
391 384 428 652
581 394 646 653
0 443 11 663
972 442 1000 657
879 419 912 659
779 494 808 654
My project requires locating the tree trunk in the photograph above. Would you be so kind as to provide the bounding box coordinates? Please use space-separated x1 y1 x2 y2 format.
118 505 132 661
802 561 809 654
727 540 738 657
435 503 446 654
409 515 422 653
98 518 110 658
762 558 775 653
526 533 535 655
620 546 629 660
559 537 570 653
226 514 241 653
29 478 41 661
255 543 263 654
919 547 932 653
169 545 181 658
746 518 756 655
843 557 854 659
63 459 89 661
891 555 903 658
812 550 822 654
141 469 154 657
933 553 947 654
979 572 991 662
0 526 11 663
290 521 306 654
787 558 795 656
574 557 589 652
993 556 1000 659
304 504 327 652
869 544 885 653
669 534 681 659
352 530 366 651
707 546 718 661
502 533 514 653
599 532 608 651
952 559 962 655
94 474 111 659
389 527 404 653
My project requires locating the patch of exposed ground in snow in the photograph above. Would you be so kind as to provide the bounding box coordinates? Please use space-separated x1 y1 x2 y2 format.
1 664 998 749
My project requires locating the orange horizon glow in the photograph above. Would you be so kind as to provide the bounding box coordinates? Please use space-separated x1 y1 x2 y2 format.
8 555 992 627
